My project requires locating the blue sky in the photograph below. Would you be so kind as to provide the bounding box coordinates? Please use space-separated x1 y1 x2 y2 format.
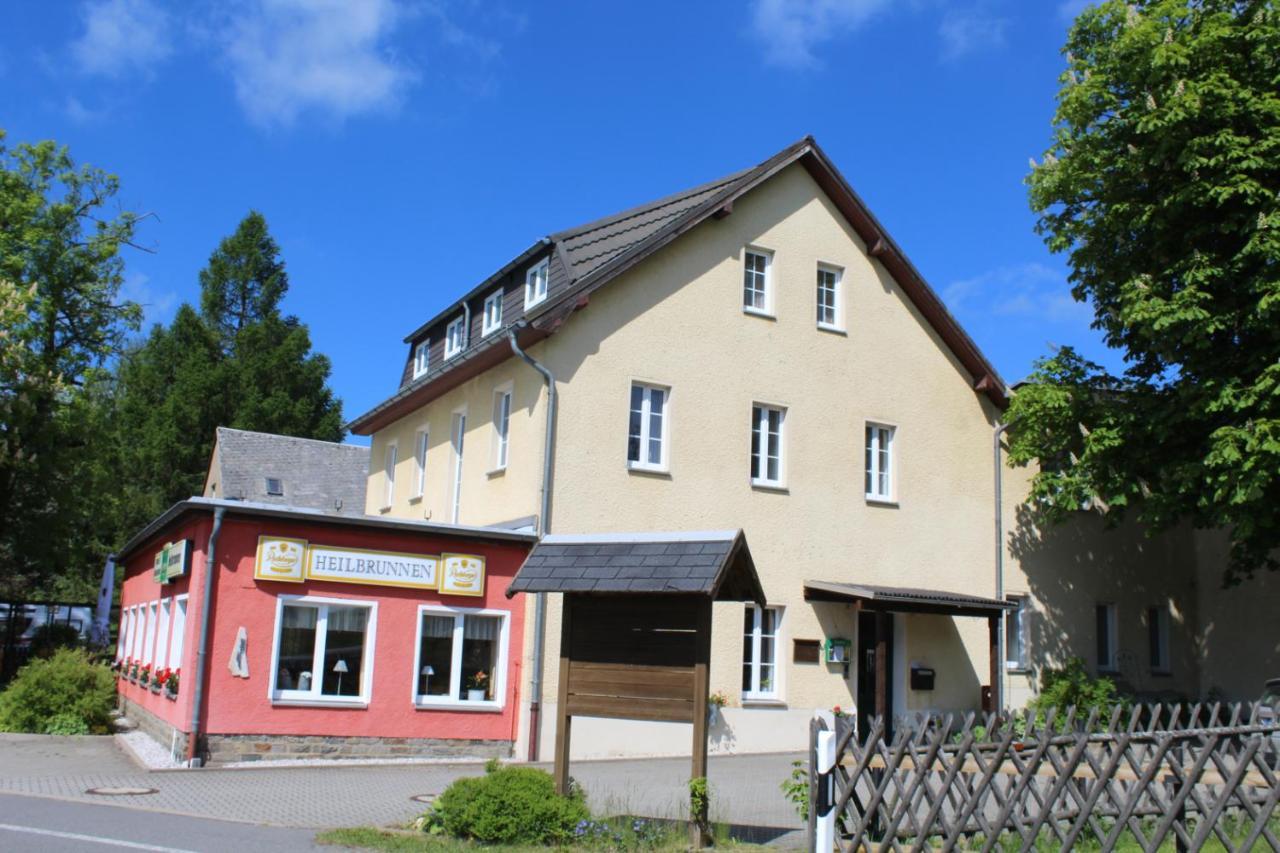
3 0 1109 437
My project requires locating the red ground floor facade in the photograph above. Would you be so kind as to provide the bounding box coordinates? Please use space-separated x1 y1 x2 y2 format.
115 499 534 765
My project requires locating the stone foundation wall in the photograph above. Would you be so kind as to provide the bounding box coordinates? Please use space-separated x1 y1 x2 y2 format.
203 734 513 765
119 694 190 760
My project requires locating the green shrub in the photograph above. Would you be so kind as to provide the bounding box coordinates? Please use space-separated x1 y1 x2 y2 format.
430 762 589 845
0 648 116 735
1026 657 1127 731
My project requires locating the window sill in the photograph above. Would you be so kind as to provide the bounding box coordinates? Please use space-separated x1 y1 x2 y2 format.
415 700 504 713
627 464 671 478
740 698 787 709
742 307 776 321
817 324 847 336
524 297 547 312
271 698 369 710
865 496 898 508
486 467 507 479
481 327 500 339
1005 666 1032 675
750 481 789 494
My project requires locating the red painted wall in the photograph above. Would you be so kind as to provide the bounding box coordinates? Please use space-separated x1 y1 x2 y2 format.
118 514 210 733
119 510 529 745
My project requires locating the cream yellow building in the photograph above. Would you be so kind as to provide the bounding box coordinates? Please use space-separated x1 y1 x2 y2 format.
350 137 1278 759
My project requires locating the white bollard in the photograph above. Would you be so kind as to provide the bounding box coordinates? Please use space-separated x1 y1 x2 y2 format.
814 729 836 852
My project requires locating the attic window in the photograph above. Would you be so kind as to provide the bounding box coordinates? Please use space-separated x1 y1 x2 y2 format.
413 341 430 379
445 316 466 360
265 477 284 496
524 259 549 310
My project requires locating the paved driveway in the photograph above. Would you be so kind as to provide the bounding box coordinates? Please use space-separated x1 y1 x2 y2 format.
0 734 804 843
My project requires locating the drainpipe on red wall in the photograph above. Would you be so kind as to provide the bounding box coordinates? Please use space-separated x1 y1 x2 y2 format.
508 323 556 762
186 506 225 766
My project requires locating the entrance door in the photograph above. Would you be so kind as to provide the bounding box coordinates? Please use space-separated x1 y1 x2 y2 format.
856 611 894 741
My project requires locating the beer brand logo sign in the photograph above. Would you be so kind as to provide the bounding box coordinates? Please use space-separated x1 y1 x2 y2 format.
253 536 484 595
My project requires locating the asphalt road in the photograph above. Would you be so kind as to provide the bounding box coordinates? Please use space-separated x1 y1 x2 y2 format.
0 793 325 852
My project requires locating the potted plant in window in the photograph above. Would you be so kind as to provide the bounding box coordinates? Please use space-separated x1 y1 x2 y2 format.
165 668 180 699
138 663 152 688
466 670 489 702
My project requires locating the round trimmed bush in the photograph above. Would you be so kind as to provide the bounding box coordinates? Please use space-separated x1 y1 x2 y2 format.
432 762 589 845
0 648 116 735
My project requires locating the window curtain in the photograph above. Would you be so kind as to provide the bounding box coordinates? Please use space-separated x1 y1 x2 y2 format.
463 615 499 640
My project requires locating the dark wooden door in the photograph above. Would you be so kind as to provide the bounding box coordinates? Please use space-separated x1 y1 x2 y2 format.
856 612 893 741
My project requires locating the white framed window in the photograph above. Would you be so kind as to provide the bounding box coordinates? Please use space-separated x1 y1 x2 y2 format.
743 248 773 316
750 404 786 488
1148 604 1170 673
491 386 512 472
1005 596 1030 671
1096 602 1118 673
525 259 549 309
816 264 843 330
742 605 781 700
445 316 466 360
128 606 142 661
142 602 158 666
482 290 503 337
382 442 397 509
865 423 895 501
269 596 376 705
413 340 430 379
450 409 466 523
116 607 131 661
412 606 509 709
265 477 284 496
155 598 172 670
169 596 187 671
627 382 669 471
412 428 428 500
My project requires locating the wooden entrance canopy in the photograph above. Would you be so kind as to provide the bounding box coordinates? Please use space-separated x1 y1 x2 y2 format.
507 530 764 844
803 580 1015 717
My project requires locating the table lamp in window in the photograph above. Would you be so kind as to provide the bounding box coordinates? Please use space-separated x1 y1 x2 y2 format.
333 659 348 694
420 665 434 696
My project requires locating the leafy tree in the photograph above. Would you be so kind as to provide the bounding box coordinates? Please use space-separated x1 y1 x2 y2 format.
0 133 142 599
112 212 343 524
1011 0 1280 583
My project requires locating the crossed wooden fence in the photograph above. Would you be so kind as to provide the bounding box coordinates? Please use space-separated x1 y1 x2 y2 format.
808 703 1280 852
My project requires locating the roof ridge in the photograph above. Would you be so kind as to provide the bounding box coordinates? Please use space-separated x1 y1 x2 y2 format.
217 426 369 453
550 167 754 244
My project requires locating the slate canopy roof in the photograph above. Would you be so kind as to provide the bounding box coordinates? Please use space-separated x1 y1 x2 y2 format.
507 530 765 604
803 580 1014 618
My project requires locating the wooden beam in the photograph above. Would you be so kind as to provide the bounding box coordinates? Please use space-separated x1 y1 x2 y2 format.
689 599 712 848
553 597 574 795
875 611 888 722
711 200 733 220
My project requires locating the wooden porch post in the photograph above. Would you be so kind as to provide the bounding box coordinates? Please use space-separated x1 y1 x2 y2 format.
553 595 574 796
988 614 1000 713
874 610 888 722
689 599 712 848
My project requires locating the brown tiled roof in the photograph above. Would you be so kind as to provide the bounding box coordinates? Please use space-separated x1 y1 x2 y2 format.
803 580 1014 616
348 136 1006 434
507 530 764 603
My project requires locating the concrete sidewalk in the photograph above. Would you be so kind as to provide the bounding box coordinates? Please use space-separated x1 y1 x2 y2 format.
0 734 804 843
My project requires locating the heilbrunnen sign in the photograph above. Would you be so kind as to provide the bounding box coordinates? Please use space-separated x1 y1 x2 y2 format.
253 535 486 596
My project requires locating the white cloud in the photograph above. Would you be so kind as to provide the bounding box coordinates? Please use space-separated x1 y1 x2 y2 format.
120 273 177 328
938 9 1007 61
70 0 173 78
748 0 890 69
64 96 106 124
944 262 1092 326
219 0 417 128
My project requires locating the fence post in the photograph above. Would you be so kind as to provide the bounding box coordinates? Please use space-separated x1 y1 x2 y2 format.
814 729 836 853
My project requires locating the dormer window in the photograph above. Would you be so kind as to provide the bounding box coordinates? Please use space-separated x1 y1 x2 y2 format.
482 289 503 337
413 340 430 379
524 259 549 310
445 316 466 360
265 477 284 496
